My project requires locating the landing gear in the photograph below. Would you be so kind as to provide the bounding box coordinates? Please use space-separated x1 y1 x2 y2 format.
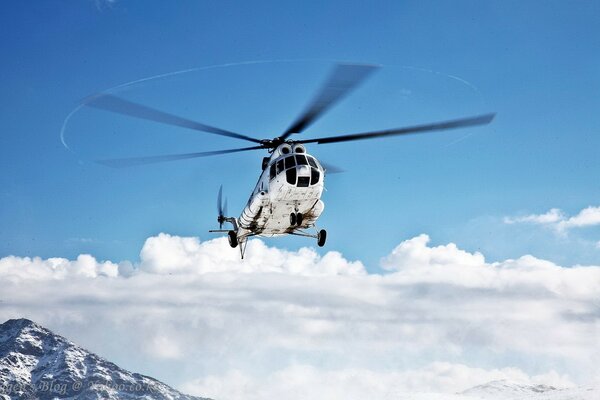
288 227 327 247
317 229 327 247
290 212 304 227
228 230 238 248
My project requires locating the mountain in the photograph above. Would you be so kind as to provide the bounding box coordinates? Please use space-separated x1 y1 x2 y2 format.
461 380 557 398
460 379 598 400
0 318 209 400
2 318 597 400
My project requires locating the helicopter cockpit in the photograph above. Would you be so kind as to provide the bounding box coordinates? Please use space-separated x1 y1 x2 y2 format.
269 154 322 187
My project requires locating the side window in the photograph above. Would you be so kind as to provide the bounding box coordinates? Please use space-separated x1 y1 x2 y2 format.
270 163 276 180
296 155 308 165
307 156 317 168
284 155 296 169
277 159 284 174
311 168 320 185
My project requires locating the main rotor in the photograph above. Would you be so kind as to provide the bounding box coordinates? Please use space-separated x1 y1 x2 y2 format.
82 63 495 168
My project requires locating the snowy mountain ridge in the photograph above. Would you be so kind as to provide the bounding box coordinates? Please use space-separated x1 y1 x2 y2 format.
460 379 597 400
0 318 209 400
1 318 597 400
461 379 558 398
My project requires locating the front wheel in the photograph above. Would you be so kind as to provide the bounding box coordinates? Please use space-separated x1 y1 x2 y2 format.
289 213 297 226
228 230 238 248
317 229 327 247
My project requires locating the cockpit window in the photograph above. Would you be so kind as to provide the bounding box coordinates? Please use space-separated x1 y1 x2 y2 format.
296 154 308 166
270 163 276 180
311 168 320 185
286 168 297 185
284 155 296 169
297 176 310 187
277 159 284 174
307 156 317 169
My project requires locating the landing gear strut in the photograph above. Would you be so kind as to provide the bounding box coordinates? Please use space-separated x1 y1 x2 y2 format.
288 227 328 248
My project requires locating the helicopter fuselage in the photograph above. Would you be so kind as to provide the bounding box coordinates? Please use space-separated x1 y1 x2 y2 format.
236 143 325 240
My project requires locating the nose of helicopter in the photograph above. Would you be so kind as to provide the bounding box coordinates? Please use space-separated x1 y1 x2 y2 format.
295 165 312 188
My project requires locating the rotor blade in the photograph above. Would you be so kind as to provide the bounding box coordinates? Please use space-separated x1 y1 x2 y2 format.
319 161 345 174
83 94 262 144
297 113 496 145
223 198 228 217
96 145 264 168
281 63 379 139
217 185 224 216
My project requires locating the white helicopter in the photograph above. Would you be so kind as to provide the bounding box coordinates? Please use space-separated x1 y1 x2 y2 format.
84 64 495 258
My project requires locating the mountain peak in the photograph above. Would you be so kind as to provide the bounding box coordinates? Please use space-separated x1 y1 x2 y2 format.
1 318 41 331
0 318 209 400
461 379 558 398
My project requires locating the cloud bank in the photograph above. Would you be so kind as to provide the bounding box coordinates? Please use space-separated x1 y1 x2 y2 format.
1 233 599 400
504 205 600 233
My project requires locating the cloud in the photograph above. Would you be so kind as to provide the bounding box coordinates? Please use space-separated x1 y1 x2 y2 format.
0 254 121 281
180 363 574 400
1 234 599 399
381 234 485 270
559 206 600 230
94 0 117 11
139 232 366 276
504 208 565 225
504 205 600 233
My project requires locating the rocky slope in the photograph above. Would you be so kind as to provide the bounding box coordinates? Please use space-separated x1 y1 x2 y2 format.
0 318 209 400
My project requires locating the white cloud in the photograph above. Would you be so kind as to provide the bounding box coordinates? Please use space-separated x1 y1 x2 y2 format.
381 233 485 270
0 253 120 281
559 206 600 230
504 208 564 225
1 234 599 399
139 232 366 276
504 206 600 233
180 363 574 400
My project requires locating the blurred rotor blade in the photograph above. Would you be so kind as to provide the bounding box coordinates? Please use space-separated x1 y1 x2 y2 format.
217 185 226 229
281 63 379 139
320 161 345 174
298 113 496 145
97 145 264 168
223 198 228 218
217 185 224 216
83 94 262 144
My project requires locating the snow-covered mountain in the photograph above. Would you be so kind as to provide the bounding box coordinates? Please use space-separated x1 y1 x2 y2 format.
0 318 209 400
2 318 597 400
461 380 558 398
460 379 598 400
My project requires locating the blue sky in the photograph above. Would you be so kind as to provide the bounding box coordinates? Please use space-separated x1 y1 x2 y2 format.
1 0 600 269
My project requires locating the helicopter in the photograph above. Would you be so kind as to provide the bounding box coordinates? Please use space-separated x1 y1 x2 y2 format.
83 63 495 258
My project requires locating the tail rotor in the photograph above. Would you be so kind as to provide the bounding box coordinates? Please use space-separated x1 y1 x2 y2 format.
217 185 228 229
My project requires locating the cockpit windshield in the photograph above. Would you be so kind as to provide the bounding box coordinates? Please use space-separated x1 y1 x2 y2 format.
295 155 308 166
284 156 296 169
270 154 322 186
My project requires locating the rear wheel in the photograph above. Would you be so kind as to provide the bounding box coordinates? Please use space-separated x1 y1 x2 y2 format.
228 230 238 248
317 229 327 247
296 213 304 226
289 213 297 226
